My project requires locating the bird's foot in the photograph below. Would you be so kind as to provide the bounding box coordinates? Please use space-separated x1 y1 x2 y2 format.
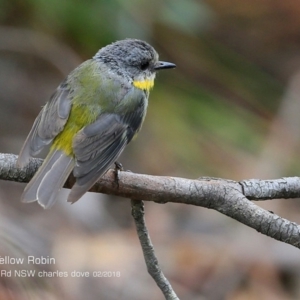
114 161 124 188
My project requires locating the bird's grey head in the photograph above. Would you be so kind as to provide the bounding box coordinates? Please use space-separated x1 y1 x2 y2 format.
94 39 175 81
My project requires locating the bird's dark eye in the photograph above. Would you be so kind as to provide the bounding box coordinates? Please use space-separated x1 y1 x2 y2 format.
140 61 150 70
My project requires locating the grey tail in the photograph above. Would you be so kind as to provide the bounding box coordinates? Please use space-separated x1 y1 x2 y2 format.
67 181 96 204
21 149 75 209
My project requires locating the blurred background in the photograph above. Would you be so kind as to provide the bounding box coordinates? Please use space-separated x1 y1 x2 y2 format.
1 0 300 299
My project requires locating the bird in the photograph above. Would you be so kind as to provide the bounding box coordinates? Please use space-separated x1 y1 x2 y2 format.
17 38 176 209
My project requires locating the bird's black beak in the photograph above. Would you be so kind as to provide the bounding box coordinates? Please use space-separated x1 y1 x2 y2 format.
154 61 176 71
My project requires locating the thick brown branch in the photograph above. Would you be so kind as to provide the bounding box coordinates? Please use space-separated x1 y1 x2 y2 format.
1 153 300 249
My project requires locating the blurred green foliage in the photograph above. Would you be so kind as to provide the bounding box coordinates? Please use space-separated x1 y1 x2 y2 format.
1 0 296 180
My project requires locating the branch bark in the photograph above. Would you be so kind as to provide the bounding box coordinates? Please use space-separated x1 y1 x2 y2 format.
131 200 179 300
1 152 300 249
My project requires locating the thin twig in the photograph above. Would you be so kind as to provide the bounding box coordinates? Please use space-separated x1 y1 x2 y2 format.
131 200 180 300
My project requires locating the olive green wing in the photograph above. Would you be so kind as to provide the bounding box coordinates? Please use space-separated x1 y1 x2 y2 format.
68 96 147 203
17 82 72 167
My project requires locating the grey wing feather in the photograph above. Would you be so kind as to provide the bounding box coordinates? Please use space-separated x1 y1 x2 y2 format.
17 82 72 167
73 114 127 167
38 84 71 139
72 113 129 180
68 110 143 204
17 110 43 167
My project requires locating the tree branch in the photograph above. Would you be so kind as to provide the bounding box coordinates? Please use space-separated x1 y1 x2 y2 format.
131 200 179 300
240 177 300 200
1 152 300 249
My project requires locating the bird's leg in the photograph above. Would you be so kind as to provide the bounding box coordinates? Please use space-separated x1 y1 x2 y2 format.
113 161 124 188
